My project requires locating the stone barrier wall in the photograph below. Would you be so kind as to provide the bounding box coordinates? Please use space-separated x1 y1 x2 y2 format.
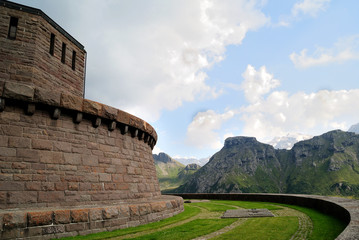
172 193 359 240
0 196 183 239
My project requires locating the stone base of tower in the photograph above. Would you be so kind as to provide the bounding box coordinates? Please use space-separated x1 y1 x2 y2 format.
0 195 183 239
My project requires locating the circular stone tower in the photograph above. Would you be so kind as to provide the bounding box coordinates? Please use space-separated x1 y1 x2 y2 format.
0 1 183 239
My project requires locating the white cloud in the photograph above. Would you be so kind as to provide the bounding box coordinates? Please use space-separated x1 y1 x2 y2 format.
186 110 235 149
239 66 359 142
290 35 359 68
63 0 269 122
292 0 330 17
240 65 280 103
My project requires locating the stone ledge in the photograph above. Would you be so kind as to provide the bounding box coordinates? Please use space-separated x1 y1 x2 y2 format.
0 80 157 148
0 195 183 239
171 193 358 240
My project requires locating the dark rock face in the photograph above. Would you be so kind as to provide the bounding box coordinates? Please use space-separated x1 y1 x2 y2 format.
153 152 174 163
174 130 359 197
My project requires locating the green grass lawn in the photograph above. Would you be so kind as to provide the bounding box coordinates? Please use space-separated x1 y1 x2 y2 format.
59 200 346 240
124 219 236 240
211 216 298 240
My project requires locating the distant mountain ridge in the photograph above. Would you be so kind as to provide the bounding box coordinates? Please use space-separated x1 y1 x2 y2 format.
153 152 200 191
172 130 359 197
348 123 359 134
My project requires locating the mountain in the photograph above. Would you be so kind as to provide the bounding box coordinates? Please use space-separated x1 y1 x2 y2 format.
173 156 210 166
172 130 359 197
153 152 200 191
348 123 359 134
267 133 312 149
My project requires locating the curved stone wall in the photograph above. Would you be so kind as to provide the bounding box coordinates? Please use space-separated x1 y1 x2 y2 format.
0 81 160 208
0 81 184 239
173 193 359 240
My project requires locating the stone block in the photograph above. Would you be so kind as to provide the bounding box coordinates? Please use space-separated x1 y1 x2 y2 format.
102 207 119 219
34 88 61 106
54 210 70 224
150 201 167 213
28 211 53 227
0 147 16 157
3 212 27 229
70 209 89 223
83 99 102 115
32 139 53 150
64 153 82 165
1 125 22 137
3 82 34 101
42 225 65 234
65 222 88 232
89 208 103 221
101 105 118 120
128 205 139 217
8 191 37 204
8 137 31 148
0 181 24 191
60 93 83 111
25 182 42 191
53 141 72 153
38 191 65 203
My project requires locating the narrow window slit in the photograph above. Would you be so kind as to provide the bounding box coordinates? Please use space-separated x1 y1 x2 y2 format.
49 33 55 55
8 16 19 40
72 50 76 70
61 42 66 63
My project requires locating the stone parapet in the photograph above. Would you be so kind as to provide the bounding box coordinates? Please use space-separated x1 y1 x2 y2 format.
0 80 157 147
172 193 359 240
0 195 184 239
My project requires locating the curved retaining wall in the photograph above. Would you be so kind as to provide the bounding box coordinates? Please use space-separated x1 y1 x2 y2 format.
0 80 184 239
173 193 359 240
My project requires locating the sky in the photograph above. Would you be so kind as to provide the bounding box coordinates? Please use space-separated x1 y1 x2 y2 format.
12 0 359 159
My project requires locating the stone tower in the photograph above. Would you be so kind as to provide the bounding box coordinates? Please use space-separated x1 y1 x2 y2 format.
0 1 183 239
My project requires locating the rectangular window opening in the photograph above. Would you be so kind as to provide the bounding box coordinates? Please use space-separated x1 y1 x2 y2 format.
61 42 66 63
49 33 55 55
8 16 19 40
72 50 76 70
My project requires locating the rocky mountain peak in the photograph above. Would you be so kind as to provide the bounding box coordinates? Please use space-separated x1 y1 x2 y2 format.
224 136 258 148
153 152 174 163
184 163 201 171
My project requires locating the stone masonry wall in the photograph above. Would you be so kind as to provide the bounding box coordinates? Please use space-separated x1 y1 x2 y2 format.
0 3 86 97
0 81 160 209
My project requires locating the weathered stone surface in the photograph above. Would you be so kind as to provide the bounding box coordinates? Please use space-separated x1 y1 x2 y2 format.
60 93 83 111
83 99 102 115
3 82 34 101
71 209 89 223
28 211 53 227
102 105 118 120
221 209 274 218
34 88 61 106
54 210 70 224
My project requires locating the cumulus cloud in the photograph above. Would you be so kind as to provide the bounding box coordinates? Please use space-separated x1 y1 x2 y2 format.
290 35 359 68
53 0 268 122
186 110 235 149
292 0 330 17
240 65 280 103
239 66 359 141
